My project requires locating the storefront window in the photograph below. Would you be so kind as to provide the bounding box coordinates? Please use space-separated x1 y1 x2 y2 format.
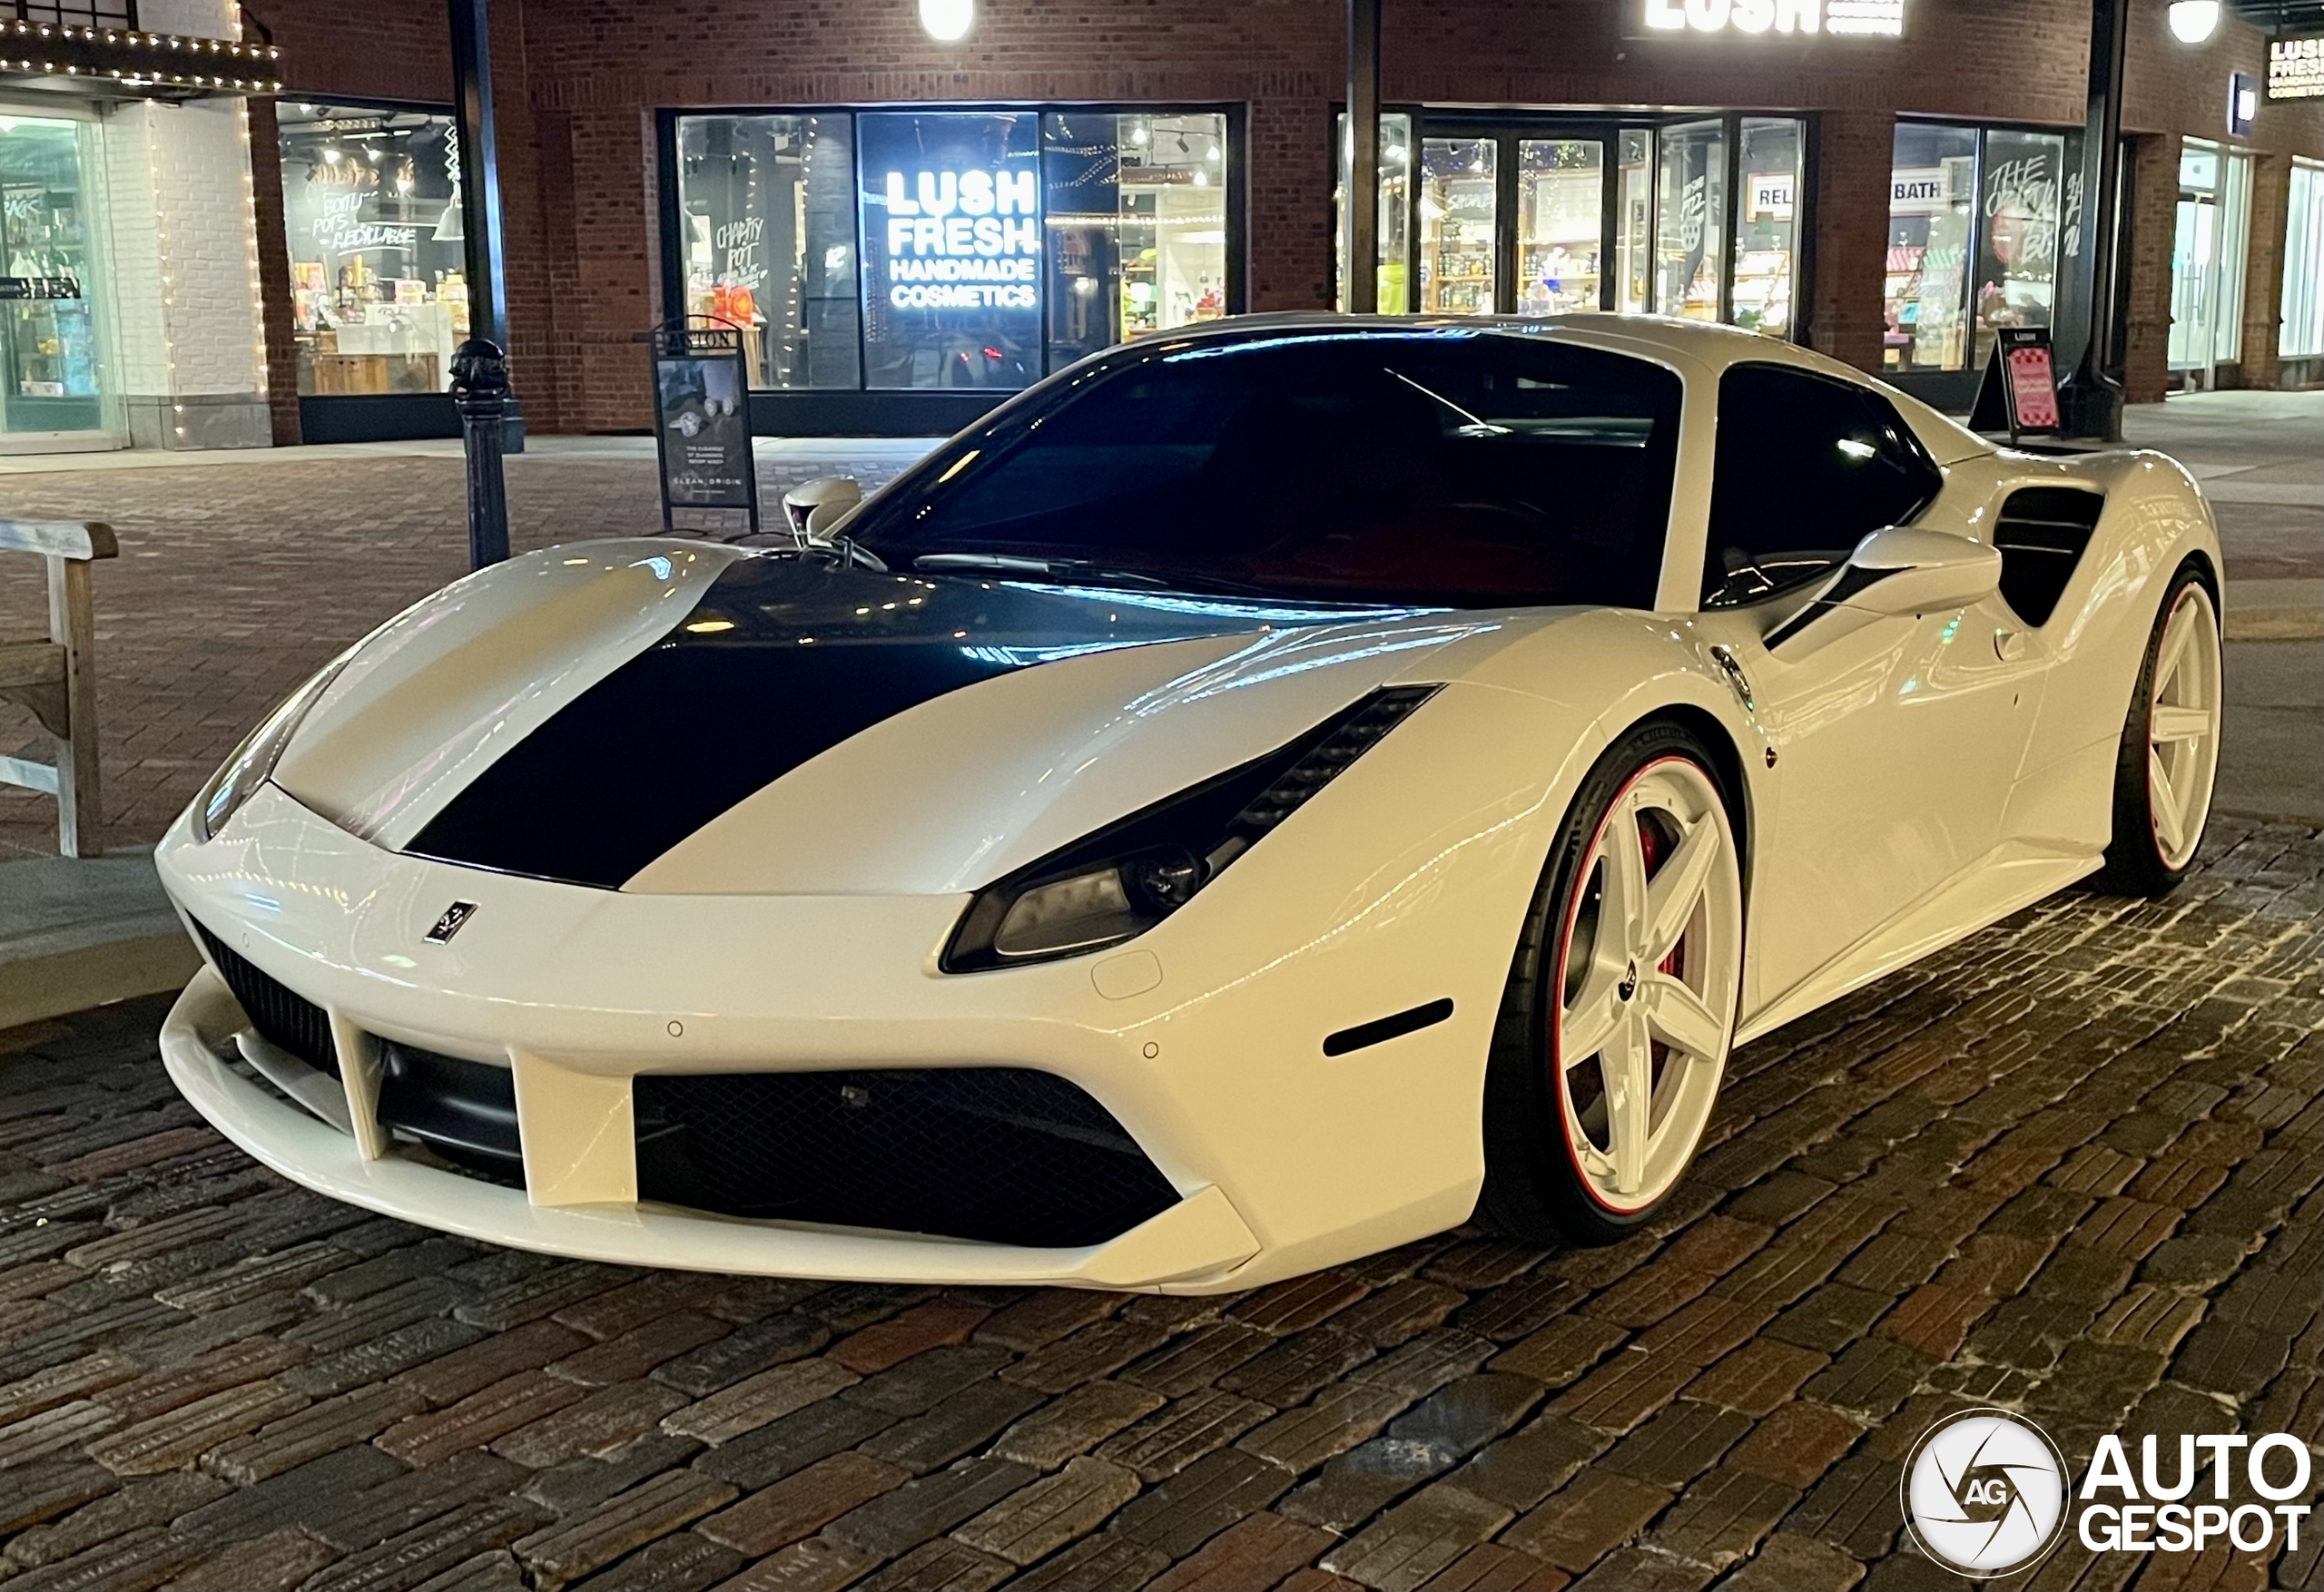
1518 139 1601 315
669 106 1238 398
0 113 110 436
1042 112 1229 371
1886 123 1979 373
2282 161 2324 360
1732 119 1801 338
1971 128 2067 371
853 111 1042 391
1335 113 1412 312
1655 120 1726 321
674 114 858 390
277 103 466 398
1617 130 1652 315
1420 138 1495 313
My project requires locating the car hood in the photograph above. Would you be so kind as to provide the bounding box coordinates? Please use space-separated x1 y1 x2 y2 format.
271 542 1507 896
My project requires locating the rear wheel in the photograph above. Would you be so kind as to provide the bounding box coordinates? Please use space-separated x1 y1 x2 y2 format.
1479 722 1745 1245
2099 566 2221 896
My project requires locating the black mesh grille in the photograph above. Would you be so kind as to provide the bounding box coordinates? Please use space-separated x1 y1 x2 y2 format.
634 1068 1181 1249
192 920 340 1078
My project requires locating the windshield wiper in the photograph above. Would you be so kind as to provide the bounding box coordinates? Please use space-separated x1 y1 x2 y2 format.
911 553 1180 588
911 554 1282 600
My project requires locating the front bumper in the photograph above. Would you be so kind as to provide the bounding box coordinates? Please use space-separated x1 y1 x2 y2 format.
154 779 1504 1292
162 967 1261 1289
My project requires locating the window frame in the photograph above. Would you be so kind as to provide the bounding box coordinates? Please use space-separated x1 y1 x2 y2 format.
1699 359 1945 611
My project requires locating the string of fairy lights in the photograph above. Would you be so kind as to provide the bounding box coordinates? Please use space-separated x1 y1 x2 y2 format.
0 17 283 93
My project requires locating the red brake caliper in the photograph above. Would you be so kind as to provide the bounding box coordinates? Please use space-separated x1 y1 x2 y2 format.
1637 815 1684 980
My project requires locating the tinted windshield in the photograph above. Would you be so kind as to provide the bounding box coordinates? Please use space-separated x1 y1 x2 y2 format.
847 329 1683 608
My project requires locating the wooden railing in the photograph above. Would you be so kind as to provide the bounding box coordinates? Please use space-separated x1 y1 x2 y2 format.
0 519 115 857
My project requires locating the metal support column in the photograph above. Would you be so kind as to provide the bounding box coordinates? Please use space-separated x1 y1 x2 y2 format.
2060 0 2131 441
1345 0 1381 314
449 0 516 567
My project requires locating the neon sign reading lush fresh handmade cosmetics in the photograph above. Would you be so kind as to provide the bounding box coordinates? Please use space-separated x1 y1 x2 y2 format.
854 110 1044 389
876 168 1040 310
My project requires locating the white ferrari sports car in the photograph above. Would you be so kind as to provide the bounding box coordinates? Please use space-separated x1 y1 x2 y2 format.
157 314 2223 1294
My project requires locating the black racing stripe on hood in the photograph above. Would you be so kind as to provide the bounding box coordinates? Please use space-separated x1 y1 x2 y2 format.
403 555 1369 889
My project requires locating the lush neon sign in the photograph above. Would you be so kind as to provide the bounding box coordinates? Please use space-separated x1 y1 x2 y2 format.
876 167 1040 310
1636 0 1903 36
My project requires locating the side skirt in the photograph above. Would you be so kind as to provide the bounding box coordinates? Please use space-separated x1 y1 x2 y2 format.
1736 841 2103 1047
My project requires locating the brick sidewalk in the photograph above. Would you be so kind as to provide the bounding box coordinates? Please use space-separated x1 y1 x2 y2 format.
0 819 2315 1591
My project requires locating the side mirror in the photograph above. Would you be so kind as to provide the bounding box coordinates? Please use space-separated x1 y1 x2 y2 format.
782 476 862 545
1835 526 2003 617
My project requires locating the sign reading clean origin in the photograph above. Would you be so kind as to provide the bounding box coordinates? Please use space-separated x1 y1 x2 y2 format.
1630 0 1904 37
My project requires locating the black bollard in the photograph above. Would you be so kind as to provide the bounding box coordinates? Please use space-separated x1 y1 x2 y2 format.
451 338 511 570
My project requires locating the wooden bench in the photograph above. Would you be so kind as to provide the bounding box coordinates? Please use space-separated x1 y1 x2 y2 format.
0 520 115 857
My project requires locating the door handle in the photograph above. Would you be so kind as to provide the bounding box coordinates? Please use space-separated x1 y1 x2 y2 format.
1994 628 2027 662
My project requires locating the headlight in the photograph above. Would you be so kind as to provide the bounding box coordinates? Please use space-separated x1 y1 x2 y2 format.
192 657 352 842
942 684 1441 972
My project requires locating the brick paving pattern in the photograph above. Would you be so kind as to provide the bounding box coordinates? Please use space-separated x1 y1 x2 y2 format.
0 819 2315 1590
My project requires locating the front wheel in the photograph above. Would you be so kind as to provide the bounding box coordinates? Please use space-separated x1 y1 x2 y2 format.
2099 567 2222 896
1479 722 1746 1246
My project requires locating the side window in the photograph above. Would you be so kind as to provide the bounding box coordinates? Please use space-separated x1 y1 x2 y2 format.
1701 364 1944 608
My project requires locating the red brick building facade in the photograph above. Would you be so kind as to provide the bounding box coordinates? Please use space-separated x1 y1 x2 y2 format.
251 0 2324 438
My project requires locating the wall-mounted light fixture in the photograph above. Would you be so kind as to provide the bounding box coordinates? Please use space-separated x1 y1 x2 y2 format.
2168 1 2221 44
919 0 973 41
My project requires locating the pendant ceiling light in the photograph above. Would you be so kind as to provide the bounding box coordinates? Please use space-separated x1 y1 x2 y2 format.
920 0 973 41
2167 0 2221 43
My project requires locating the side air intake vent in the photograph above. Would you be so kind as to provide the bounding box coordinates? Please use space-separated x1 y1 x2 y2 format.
1994 486 2103 627
192 920 340 1078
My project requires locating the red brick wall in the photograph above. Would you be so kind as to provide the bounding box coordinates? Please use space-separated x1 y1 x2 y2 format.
2239 152 2291 389
245 96 302 446
261 0 2324 431
2122 133 2182 403
1810 108 1894 375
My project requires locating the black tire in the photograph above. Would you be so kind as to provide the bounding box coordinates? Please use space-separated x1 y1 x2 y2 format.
1476 719 1740 1247
2095 562 2219 898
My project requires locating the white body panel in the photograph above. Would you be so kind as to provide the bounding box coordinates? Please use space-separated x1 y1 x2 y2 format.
155 315 2223 1291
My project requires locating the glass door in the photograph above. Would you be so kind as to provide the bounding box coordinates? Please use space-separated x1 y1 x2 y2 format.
1419 137 1496 313
1655 119 1728 321
1515 139 1603 315
2171 141 2223 386
0 113 111 439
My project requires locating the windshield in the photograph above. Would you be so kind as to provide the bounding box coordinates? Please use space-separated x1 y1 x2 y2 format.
846 329 1684 609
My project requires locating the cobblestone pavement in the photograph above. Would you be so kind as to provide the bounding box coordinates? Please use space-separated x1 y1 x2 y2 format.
0 819 2315 1592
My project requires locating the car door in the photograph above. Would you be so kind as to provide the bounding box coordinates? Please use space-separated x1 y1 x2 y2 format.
1699 363 2039 1009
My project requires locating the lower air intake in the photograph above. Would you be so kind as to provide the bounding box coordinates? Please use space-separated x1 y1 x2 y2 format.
375 1043 526 1188
634 1068 1180 1249
192 920 340 1078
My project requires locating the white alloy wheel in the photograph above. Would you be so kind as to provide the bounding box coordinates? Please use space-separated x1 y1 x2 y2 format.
2144 583 2221 872
1550 757 1744 1214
